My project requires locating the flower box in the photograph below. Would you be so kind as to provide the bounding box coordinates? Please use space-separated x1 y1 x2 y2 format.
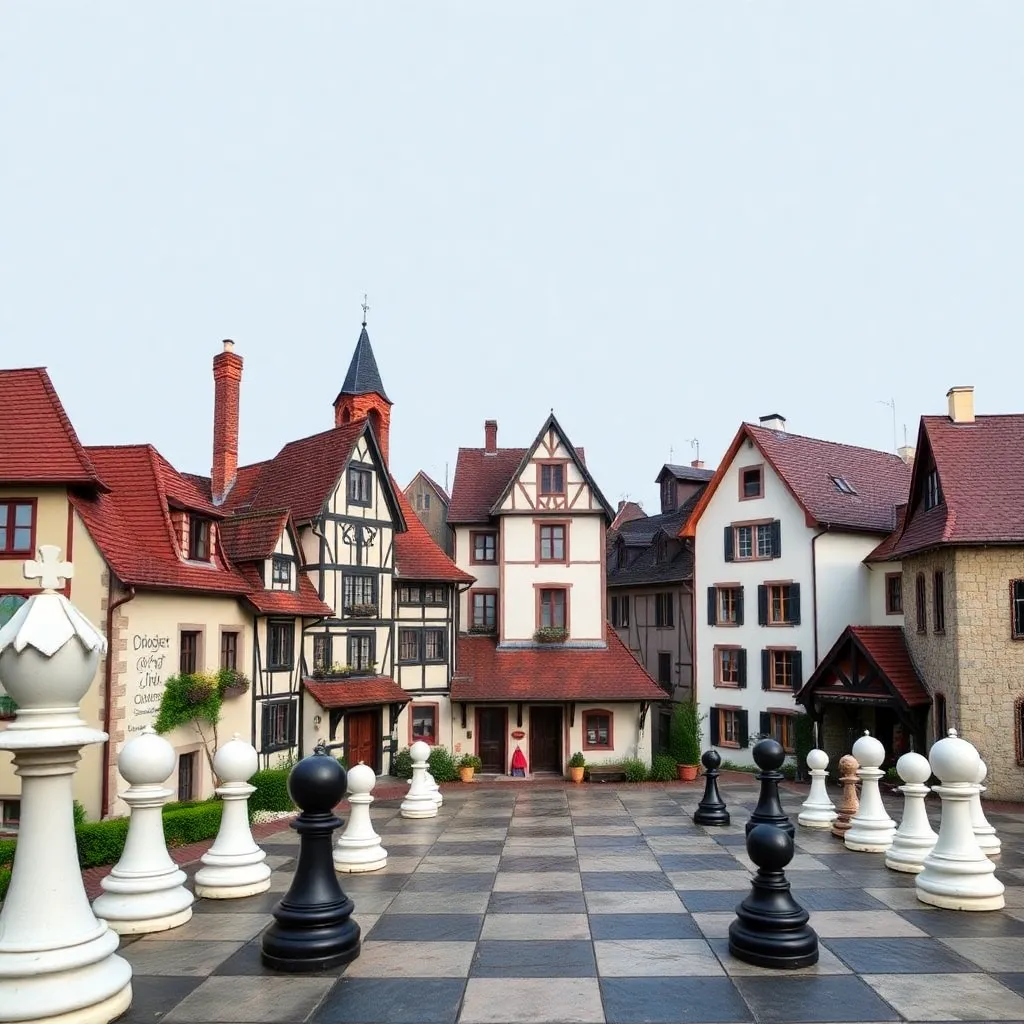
344 603 378 619
534 627 568 644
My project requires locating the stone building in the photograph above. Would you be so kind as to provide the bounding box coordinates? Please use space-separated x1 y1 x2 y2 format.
404 470 454 557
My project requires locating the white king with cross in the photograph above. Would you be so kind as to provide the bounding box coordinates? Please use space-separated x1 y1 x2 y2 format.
23 543 74 591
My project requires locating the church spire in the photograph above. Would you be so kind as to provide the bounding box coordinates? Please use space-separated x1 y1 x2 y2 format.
333 307 393 464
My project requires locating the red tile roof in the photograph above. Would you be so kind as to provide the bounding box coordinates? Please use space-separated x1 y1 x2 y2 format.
305 677 412 709
448 447 528 523
220 510 290 561
610 500 646 534
0 368 105 487
235 565 333 617
682 423 910 538
392 480 474 583
888 414 1024 557
865 504 907 562
451 631 666 703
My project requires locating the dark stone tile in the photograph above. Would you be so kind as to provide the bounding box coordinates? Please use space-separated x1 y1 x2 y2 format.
589 913 702 940
193 890 283 915
677 890 747 912
311 977 465 1024
898 909 1024 938
837 869 917 888
714 834 751 846
117 975 204 1022
260 842 300 856
656 853 743 871
574 836 648 851
487 891 587 914
430 841 505 856
403 873 494 892
369 914 482 942
601 977 752 1023
785 871 860 890
639 825 689 835
734 975 899 1023
499 855 579 872
470 939 596 977
793 888 888 911
996 973 1024 997
211 938 351 977
581 871 673 892
336 873 412 892
505 825 573 837
826 937 977 974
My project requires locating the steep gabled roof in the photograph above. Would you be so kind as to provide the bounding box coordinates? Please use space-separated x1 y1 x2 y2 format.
392 479 474 583
656 463 715 485
448 447 528 523
865 505 908 563
887 414 1024 557
609 500 646 534
406 470 450 505
334 326 391 405
0 367 106 488
219 510 291 562
234 564 333 617
607 490 702 588
682 423 910 538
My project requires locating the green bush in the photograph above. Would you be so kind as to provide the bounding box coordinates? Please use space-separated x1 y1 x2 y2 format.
622 758 649 783
427 745 458 783
648 753 678 782
0 838 15 867
458 754 482 770
0 865 9 902
392 747 413 779
671 700 704 766
75 818 131 869
73 800 87 826
249 768 294 815
163 800 223 846
568 751 586 769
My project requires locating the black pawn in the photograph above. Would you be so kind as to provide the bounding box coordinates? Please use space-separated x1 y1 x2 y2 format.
261 747 362 972
728 823 818 969
745 738 794 839
693 749 730 826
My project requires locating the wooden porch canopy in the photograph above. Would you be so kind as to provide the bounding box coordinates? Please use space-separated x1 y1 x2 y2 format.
795 625 931 724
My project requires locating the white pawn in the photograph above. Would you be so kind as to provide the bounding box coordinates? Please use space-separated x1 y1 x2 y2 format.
845 731 897 853
334 762 388 872
400 740 438 819
970 758 1001 859
917 729 1004 911
798 749 837 828
92 726 194 933
194 733 272 898
426 761 443 808
885 751 937 874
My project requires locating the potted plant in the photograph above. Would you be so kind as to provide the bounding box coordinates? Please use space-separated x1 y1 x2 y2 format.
346 603 378 619
458 753 482 782
567 751 586 783
218 669 250 698
534 626 569 644
671 699 704 782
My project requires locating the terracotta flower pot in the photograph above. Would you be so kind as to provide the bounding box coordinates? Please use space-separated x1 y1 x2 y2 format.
459 766 476 783
677 763 699 782
569 766 585 783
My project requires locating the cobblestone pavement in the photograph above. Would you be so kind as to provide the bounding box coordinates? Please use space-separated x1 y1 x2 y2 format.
113 780 1024 1024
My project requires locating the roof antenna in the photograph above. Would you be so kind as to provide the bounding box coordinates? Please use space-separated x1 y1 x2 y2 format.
361 293 370 328
689 437 700 463
878 398 896 453
669 445 674 462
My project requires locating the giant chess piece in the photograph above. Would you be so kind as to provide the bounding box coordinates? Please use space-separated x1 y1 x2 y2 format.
969 758 1001 859
426 764 443 808
0 547 132 1022
831 754 860 840
746 738 794 839
916 729 1004 911
728 823 819 969
844 732 896 853
194 733 272 898
400 740 438 819
885 751 937 874
798 749 837 829
693 749 730 826
334 762 388 873
260 743 362 971
92 726 195 933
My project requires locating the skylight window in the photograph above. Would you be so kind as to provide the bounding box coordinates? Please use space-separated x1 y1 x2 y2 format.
831 476 857 495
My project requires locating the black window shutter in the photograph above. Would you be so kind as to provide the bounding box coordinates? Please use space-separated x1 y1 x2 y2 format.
738 710 750 748
710 709 720 746
792 651 803 692
260 704 271 750
707 587 717 626
287 700 298 746
737 649 747 689
770 520 782 558
760 711 770 737
757 585 768 626
736 587 745 626
761 649 771 690
724 526 734 562
790 583 801 625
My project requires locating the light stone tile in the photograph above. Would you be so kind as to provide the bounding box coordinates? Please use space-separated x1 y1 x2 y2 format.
460 978 604 1024
268 872 292 892
480 913 590 940
665 870 752 890
577 854 662 872
594 938 723 976
150 913 271 942
492 871 582 892
632 816 688 828
714 939 852 976
864 887 937 911
343 892 396 914
511 816 571 827
692 912 734 938
263 854 294 870
122 939 245 976
352 912 379 936
789 853 831 871
808 911 928 938
645 837 724 852
437 828 508 841
862 972 1024 1022
503 839 577 852
163 976 333 1024
379 832 442 845
572 825 640 836
377 856 424 873
941 937 1024 973
344 939 475 977
584 891 685 914
417 855 501 873
387 892 491 914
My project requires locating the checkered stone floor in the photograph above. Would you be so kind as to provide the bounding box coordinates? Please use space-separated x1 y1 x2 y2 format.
116 782 1024 1024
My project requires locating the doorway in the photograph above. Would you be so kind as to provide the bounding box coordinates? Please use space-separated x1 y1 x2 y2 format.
476 707 507 773
346 710 380 773
177 751 196 802
529 705 563 774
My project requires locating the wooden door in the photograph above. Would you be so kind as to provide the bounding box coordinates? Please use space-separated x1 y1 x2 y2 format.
346 711 379 773
177 752 196 802
476 707 507 774
529 706 563 773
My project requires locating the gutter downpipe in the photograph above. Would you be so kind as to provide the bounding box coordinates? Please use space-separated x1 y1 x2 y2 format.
101 578 137 818
810 525 830 667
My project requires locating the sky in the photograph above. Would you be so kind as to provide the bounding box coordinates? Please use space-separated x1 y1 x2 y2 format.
2 3 1022 513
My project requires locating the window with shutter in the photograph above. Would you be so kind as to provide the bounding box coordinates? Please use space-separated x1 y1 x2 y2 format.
791 651 803 691
707 587 717 626
736 649 747 688
757 585 768 626
738 710 749 748
723 526 734 562
770 520 781 558
761 649 771 690
713 647 743 687
710 710 721 746
766 584 800 626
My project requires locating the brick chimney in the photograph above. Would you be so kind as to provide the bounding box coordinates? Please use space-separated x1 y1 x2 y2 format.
897 444 916 466
485 420 498 453
690 459 705 469
947 386 975 424
211 339 243 505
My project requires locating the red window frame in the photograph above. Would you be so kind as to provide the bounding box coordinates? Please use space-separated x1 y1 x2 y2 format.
0 499 37 559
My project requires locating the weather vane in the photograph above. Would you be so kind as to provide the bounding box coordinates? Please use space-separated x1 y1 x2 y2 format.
689 437 700 463
361 293 370 328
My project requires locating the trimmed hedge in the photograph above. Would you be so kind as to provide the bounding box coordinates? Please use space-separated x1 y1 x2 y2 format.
249 768 294 815
427 746 458 783
648 754 678 782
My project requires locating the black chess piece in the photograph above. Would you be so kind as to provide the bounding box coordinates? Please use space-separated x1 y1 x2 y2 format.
692 749 730 826
728 823 819 969
261 746 361 972
745 738 794 839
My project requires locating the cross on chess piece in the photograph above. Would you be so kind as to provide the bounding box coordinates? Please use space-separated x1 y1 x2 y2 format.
693 749 730 826
23 545 74 591
746 738 794 839
831 754 860 840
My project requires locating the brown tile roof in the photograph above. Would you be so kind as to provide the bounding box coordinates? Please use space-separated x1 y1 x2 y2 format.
865 505 907 562
219 510 290 562
0 368 105 487
451 631 666 703
305 677 412 710
888 414 1024 557
392 480 474 583
235 564 333 617
610 501 646 533
682 423 910 538
448 447 528 523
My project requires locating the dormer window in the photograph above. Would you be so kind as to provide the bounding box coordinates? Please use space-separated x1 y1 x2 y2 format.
924 468 943 510
189 517 211 561
540 463 565 495
272 555 291 588
739 466 763 500
661 477 676 512
831 476 857 495
347 466 373 507
655 536 668 563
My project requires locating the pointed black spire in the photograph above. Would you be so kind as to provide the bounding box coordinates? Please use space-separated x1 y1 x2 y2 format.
336 325 391 404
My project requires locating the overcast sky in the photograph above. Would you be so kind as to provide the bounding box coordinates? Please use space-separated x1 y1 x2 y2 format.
3 3 1021 512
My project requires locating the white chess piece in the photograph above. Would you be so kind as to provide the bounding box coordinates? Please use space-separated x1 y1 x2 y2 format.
92 726 195 933
969 758 1001 858
400 740 438 819
845 731 897 853
334 762 388 872
194 733 272 898
798 749 837 828
916 729 1004 911
885 751 938 874
425 761 443 808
